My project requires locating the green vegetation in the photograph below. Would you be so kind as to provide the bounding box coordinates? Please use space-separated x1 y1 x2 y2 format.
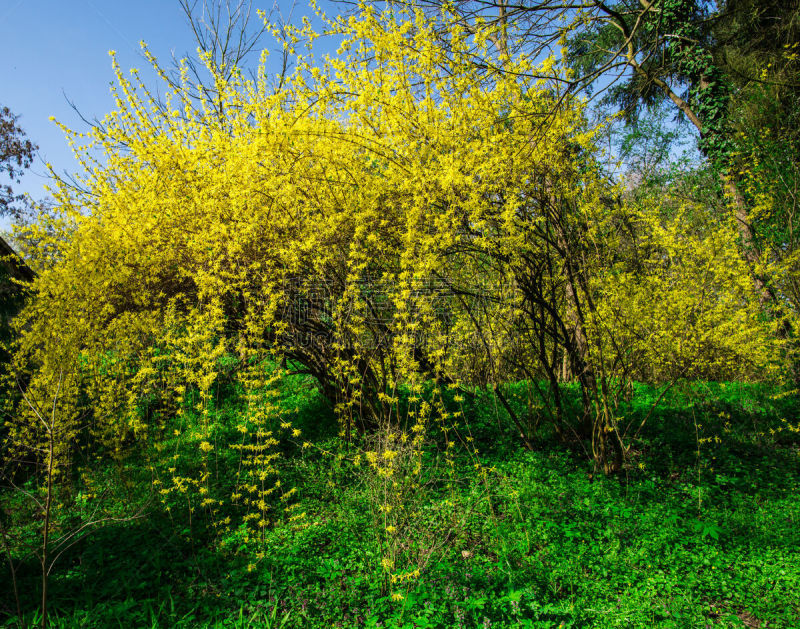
2 376 798 628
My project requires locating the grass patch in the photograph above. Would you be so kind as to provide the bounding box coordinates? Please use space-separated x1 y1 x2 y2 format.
2 379 798 628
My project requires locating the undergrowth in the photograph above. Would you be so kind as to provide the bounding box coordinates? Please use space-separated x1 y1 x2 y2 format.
1 378 798 628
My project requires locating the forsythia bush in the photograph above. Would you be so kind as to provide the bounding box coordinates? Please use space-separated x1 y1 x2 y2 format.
2 0 782 533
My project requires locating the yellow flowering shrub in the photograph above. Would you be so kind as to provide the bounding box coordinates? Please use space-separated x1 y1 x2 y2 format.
3 1 783 529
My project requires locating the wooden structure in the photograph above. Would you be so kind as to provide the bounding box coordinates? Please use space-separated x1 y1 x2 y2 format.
0 234 34 290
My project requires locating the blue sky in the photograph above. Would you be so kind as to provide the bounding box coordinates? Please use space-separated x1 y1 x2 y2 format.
0 0 309 231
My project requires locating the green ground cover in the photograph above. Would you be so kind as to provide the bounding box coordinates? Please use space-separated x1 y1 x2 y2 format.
2 379 798 628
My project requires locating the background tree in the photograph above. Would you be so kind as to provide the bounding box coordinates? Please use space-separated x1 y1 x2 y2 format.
711 0 800 312
0 105 37 221
0 106 37 377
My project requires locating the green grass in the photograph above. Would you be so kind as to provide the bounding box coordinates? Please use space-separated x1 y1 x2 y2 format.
1 378 798 628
